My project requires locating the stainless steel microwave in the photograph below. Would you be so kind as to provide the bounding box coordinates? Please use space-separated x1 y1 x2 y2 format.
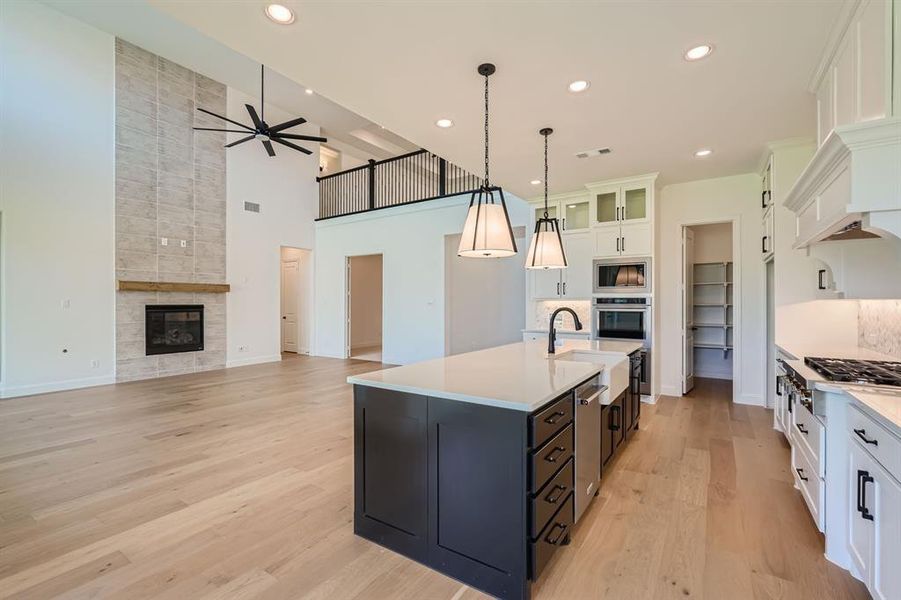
592 257 652 294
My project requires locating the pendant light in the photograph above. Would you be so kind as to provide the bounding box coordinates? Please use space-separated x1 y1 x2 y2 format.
457 63 517 258
525 128 567 269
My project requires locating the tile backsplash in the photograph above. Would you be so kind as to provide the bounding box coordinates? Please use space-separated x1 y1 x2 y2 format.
858 299 901 359
530 300 591 331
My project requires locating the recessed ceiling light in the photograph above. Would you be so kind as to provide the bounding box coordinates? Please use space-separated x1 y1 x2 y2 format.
304 88 314 95
265 4 295 24
694 148 713 157
568 204 577 208
530 179 541 185
568 80 590 93
435 118 454 128
684 44 713 61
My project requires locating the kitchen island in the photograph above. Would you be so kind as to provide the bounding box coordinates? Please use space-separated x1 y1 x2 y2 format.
347 340 642 600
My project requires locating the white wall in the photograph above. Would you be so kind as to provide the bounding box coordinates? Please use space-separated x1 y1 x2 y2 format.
225 87 320 367
0 2 115 397
349 254 383 349
445 230 527 355
657 174 765 405
691 222 732 263
314 194 531 365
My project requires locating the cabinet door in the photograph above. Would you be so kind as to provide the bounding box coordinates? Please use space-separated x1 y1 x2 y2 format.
619 222 652 257
848 440 874 581
594 227 621 258
593 188 619 228
531 268 562 299
762 210 774 260
621 184 649 224
872 463 901 600
562 197 591 232
533 202 558 223
561 232 592 298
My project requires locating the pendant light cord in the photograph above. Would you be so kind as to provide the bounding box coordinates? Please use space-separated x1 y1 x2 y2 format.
543 133 549 218
483 72 490 187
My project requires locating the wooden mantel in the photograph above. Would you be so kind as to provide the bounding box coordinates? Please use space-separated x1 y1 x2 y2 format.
117 280 230 293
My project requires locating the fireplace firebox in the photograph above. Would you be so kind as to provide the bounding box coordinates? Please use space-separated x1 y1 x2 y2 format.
145 305 204 356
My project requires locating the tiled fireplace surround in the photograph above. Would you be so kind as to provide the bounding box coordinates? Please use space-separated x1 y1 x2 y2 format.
115 40 227 381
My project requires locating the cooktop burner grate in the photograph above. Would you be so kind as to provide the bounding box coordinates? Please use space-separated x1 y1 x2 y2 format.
804 357 901 387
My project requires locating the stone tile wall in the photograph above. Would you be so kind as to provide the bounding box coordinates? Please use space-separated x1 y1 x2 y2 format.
115 39 227 381
858 299 901 360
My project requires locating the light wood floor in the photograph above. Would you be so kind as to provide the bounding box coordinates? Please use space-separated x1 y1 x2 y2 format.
0 358 868 599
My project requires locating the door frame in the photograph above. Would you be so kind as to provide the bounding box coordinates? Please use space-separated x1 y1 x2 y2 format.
676 217 742 403
681 226 695 394
345 253 384 360
280 246 312 355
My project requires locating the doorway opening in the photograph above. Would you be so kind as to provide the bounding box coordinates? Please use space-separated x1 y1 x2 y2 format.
682 222 735 395
346 254 383 362
280 247 311 356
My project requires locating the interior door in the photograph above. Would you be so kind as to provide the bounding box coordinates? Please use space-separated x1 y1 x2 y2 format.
682 227 695 394
280 259 299 353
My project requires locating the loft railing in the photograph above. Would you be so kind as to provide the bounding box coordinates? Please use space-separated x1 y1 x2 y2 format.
316 149 483 220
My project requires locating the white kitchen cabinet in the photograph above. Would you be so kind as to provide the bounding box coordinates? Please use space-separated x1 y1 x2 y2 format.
528 191 591 234
846 404 901 600
594 228 620 257
529 232 592 300
619 222 652 257
762 207 774 261
590 181 651 228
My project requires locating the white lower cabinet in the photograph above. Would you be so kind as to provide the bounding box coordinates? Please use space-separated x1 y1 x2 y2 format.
846 420 901 600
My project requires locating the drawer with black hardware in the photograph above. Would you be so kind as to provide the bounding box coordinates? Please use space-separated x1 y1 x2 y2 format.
529 457 574 539
530 492 574 581
529 423 574 494
791 444 824 531
848 403 901 478
529 392 574 448
791 398 824 478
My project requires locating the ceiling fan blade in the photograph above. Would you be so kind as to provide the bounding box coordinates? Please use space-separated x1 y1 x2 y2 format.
194 127 254 133
272 133 327 142
196 107 254 131
268 116 307 133
272 137 312 155
225 134 256 148
262 140 276 157
245 104 263 130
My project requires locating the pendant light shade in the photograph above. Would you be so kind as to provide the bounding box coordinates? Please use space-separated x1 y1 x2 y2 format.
526 128 567 269
457 63 518 259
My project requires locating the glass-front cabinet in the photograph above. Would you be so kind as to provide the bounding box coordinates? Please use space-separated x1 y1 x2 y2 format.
529 191 590 234
589 181 651 228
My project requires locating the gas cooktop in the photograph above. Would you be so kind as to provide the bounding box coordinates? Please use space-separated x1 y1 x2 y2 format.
804 357 901 388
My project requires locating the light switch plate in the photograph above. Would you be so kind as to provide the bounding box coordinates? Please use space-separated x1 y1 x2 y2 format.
161 237 168 246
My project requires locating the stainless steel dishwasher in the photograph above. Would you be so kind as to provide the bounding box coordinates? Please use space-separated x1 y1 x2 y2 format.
574 376 605 522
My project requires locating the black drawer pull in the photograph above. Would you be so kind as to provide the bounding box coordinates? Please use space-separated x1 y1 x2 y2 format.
544 446 566 463
796 423 808 435
857 470 874 521
795 467 808 482
853 428 878 446
544 484 567 504
610 405 621 431
545 522 567 545
544 411 566 425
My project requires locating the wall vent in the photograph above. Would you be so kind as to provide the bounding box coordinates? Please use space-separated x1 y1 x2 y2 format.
575 148 612 159
244 201 261 213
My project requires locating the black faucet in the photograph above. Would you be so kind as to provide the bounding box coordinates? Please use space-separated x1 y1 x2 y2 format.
548 307 583 354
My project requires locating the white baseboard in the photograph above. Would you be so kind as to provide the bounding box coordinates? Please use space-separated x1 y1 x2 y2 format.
659 383 681 397
226 354 282 368
0 374 116 399
695 369 733 380
735 393 765 407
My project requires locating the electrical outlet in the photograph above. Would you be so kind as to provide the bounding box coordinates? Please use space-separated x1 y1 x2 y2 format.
61 299 71 309
238 345 248 353
180 240 187 248
90 359 100 368
161 237 168 246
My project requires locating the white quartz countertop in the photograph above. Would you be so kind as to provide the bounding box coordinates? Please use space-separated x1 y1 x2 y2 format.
522 328 590 336
776 340 897 362
843 387 901 432
347 340 641 412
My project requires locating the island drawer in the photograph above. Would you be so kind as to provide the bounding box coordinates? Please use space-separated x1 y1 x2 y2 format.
530 392 574 449
529 457 574 539
530 492 573 580
848 403 901 478
530 424 574 493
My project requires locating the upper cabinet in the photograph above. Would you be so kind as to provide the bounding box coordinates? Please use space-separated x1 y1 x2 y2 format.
530 191 591 234
590 181 651 228
815 0 893 146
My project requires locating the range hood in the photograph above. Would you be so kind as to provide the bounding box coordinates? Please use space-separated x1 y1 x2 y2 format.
784 118 901 248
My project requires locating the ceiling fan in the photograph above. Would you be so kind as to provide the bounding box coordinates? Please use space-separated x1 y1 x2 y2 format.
193 65 326 157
